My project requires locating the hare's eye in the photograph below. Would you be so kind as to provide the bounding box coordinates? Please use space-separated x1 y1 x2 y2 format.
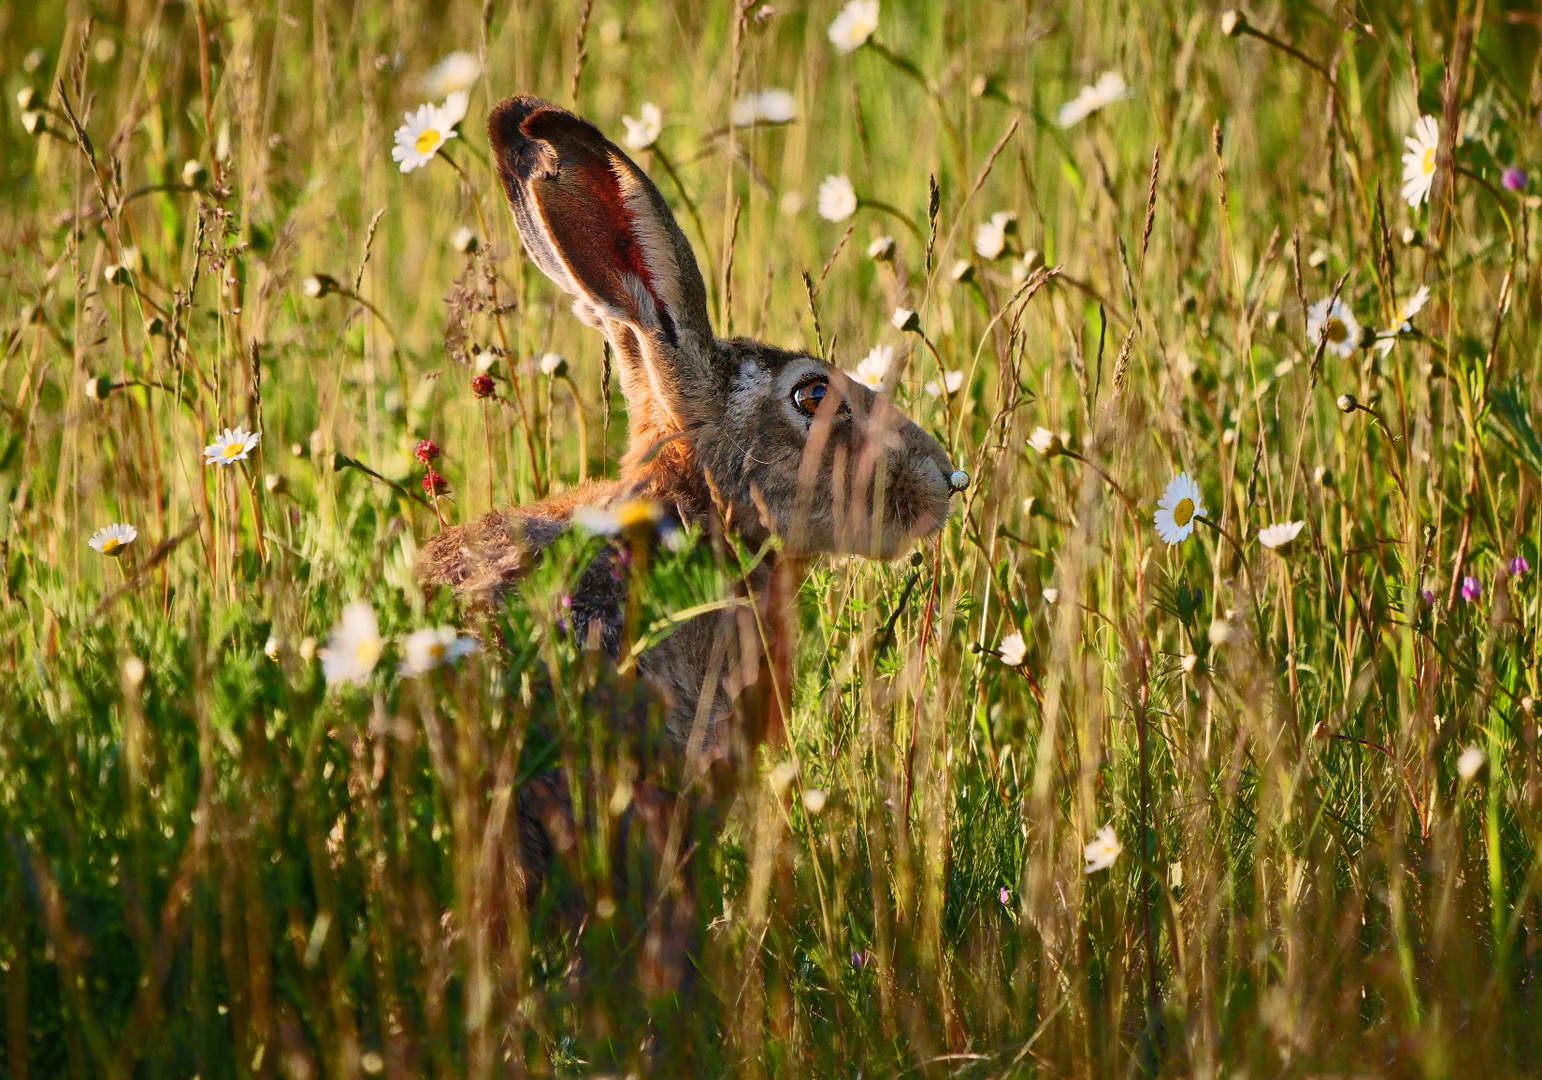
791 377 848 419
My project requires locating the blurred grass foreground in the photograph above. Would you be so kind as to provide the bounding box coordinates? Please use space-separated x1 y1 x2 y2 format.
4 0 1542 1075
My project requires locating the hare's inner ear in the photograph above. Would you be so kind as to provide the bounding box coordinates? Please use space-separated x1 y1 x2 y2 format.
489 96 713 352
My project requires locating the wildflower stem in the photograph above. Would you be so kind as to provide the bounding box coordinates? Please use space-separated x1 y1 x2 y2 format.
858 197 924 242
1061 449 1137 513
441 149 546 497
1235 24 1336 87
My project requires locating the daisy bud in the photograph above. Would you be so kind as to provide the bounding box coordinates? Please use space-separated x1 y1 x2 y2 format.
264 473 287 494
538 352 568 378
867 235 896 262
1028 427 1065 457
21 110 45 136
892 307 920 332
1400 226 1423 248
423 468 450 496
414 439 441 465
1021 248 1044 273
84 375 115 401
103 263 131 286
144 314 166 336
1219 9 1247 36
302 273 338 299
181 159 207 187
23 48 46 73
1264 310 1282 331
1307 248 1329 269
1336 393 1358 414
16 86 37 111
949 259 975 283
1313 465 1335 488
451 226 478 253
470 373 495 399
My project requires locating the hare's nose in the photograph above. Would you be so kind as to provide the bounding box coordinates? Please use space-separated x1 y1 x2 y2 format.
948 468 970 493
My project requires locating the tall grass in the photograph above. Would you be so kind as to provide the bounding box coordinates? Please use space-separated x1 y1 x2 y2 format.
2 0 1541 1075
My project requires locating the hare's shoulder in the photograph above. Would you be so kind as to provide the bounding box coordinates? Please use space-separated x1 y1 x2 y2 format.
418 479 624 604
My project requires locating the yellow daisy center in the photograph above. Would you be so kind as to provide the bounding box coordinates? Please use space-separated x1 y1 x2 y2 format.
1325 318 1347 343
427 642 447 661
1173 497 1195 527
223 442 243 458
1422 146 1435 176
100 537 123 555
415 128 441 155
355 638 381 665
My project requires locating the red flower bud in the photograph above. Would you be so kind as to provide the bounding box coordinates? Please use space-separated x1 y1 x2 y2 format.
414 439 441 464
423 469 450 496
471 374 495 399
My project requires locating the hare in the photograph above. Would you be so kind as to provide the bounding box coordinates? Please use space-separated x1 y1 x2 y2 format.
419 95 967 990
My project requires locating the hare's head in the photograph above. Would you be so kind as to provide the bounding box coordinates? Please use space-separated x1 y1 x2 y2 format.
490 96 966 558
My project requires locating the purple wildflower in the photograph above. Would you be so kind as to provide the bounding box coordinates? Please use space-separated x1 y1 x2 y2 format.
1421 588 1435 605
1502 167 1528 192
1511 555 1531 578
999 886 1011 906
1461 575 1482 603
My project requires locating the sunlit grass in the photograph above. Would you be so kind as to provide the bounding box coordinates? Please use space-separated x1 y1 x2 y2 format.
2 1 1541 1076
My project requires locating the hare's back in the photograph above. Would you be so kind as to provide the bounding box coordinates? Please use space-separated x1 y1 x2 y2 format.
418 478 625 606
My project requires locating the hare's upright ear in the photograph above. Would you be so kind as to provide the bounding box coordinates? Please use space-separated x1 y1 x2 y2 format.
489 95 716 445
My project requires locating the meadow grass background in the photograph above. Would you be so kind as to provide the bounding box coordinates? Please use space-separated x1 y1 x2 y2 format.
3 0 1542 1075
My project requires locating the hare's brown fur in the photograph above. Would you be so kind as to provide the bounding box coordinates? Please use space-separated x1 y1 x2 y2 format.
417 94 964 991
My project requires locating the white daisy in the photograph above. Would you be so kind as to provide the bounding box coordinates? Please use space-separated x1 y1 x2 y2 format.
1084 824 1122 874
1374 285 1430 356
1154 471 1206 546
573 497 663 536
817 174 858 222
924 370 964 397
1056 71 1131 128
1400 114 1439 208
1306 296 1361 359
998 631 1027 667
1257 520 1305 550
319 601 383 687
423 51 481 98
538 352 567 377
974 211 1015 260
1456 745 1486 782
437 90 470 130
88 522 138 557
400 626 479 676
392 101 459 173
621 102 662 151
731 87 796 127
203 426 261 467
851 344 893 390
827 0 880 54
